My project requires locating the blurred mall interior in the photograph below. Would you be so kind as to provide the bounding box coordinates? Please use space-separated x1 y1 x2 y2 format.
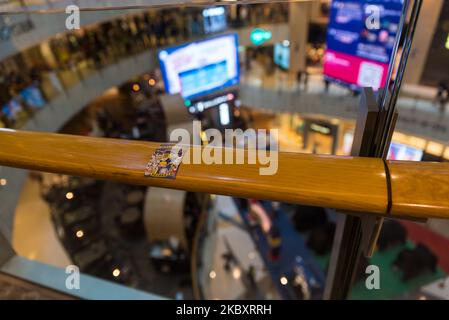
1 0 449 300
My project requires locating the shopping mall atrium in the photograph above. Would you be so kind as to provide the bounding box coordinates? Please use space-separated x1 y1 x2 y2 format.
0 0 449 301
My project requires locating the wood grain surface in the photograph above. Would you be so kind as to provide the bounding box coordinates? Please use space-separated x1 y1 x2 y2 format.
1 129 448 219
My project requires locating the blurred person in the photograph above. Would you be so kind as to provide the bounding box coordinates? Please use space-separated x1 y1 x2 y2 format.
189 13 202 36
221 251 234 273
377 220 407 252
303 70 309 92
267 226 282 261
393 244 438 281
91 33 104 67
0 75 12 105
306 222 336 256
246 264 257 288
29 65 43 83
435 80 449 114
143 13 154 46
312 142 320 154
296 69 309 91
324 79 330 93
239 5 249 27
153 15 164 46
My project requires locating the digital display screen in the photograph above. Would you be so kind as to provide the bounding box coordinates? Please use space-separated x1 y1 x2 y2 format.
20 84 46 108
323 0 404 89
274 42 290 70
158 33 240 99
388 142 423 161
203 6 227 34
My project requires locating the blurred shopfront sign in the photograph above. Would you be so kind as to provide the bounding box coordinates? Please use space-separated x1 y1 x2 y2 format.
250 28 272 46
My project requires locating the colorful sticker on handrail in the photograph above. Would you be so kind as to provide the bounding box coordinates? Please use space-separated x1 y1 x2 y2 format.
144 143 186 179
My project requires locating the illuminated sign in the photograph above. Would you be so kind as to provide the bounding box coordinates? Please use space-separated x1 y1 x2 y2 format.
274 42 290 70
310 123 331 135
323 0 404 90
250 28 272 46
203 6 227 34
158 34 239 99
203 6 225 17
191 93 236 113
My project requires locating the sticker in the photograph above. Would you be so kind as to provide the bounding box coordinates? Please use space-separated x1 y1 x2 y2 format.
144 143 185 179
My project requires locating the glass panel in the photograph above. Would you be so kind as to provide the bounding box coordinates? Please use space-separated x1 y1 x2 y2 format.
0 0 447 301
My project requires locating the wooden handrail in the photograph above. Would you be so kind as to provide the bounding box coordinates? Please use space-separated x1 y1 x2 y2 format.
388 161 449 220
0 129 448 219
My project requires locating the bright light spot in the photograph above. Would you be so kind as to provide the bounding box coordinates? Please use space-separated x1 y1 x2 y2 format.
159 50 168 60
201 131 208 144
419 295 427 300
66 192 74 200
232 267 241 279
219 103 230 126
148 79 156 86
282 40 290 47
280 276 288 285
132 84 140 92
112 268 121 277
76 230 84 238
209 270 217 279
0 178 7 186
446 33 449 50
310 123 331 135
330 118 340 125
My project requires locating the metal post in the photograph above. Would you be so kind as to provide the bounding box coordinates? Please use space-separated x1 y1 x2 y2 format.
324 0 423 299
323 88 382 300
